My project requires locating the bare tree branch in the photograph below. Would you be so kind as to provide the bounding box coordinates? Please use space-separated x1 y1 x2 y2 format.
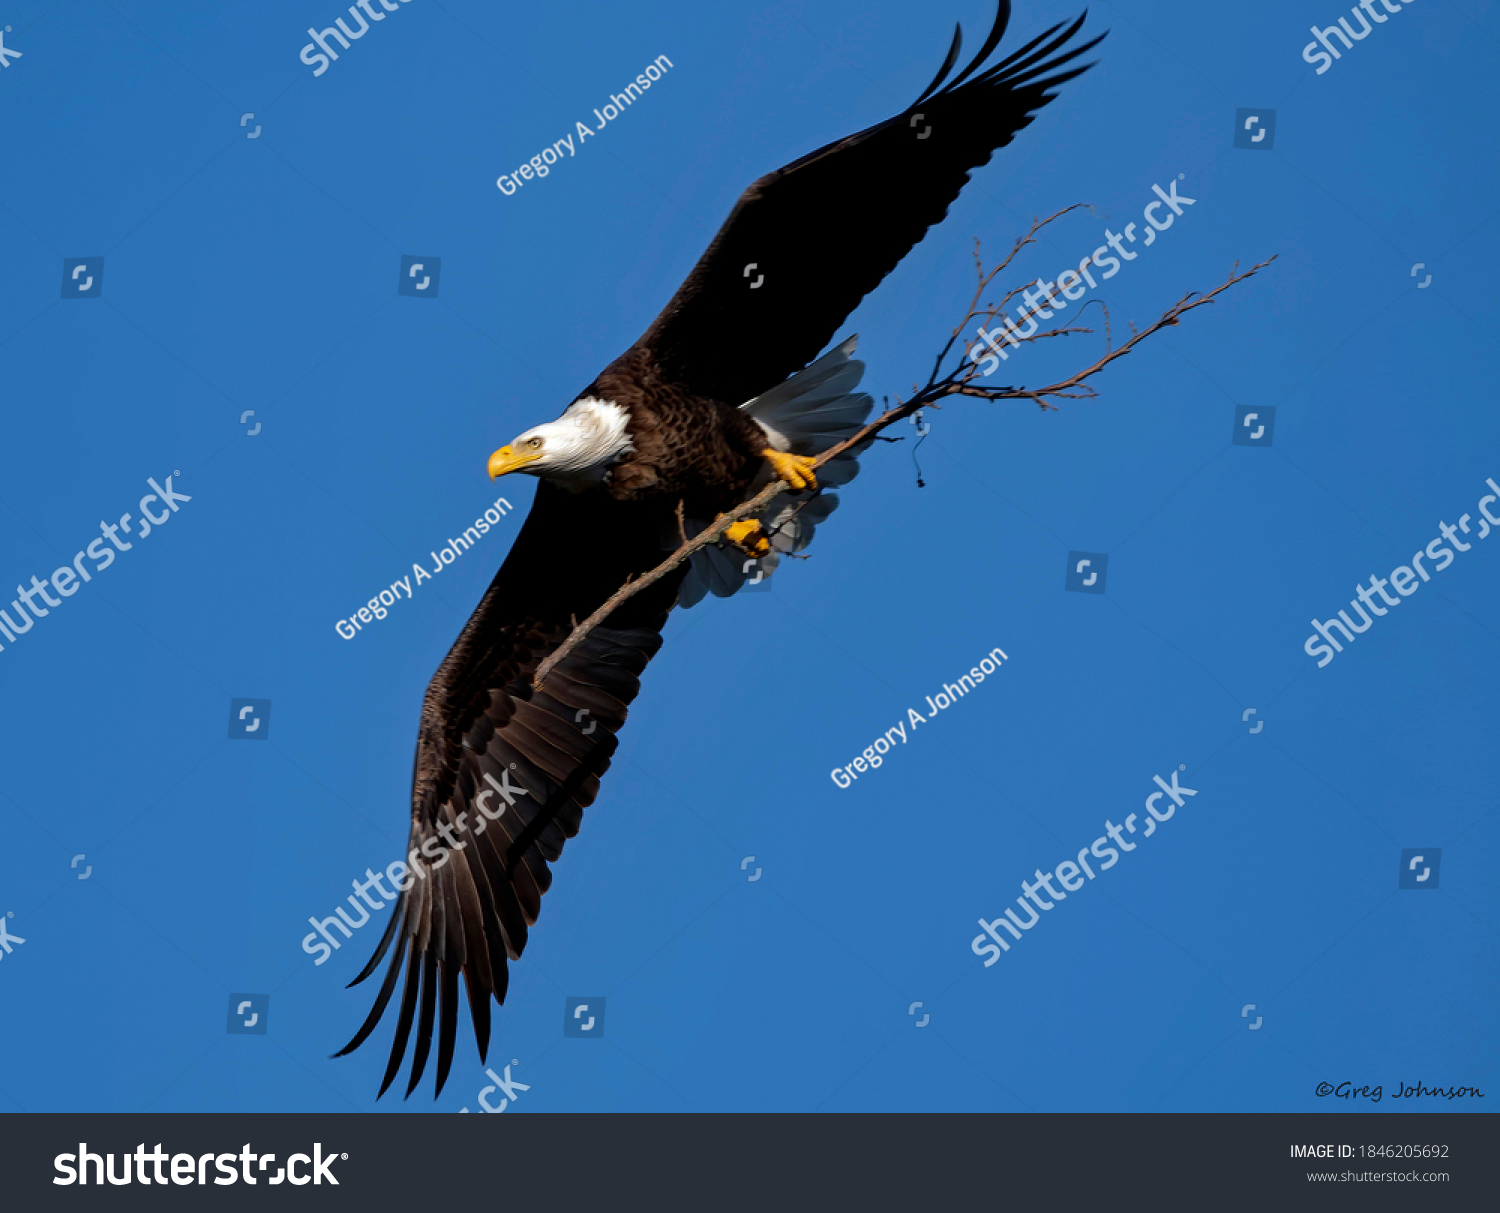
532 215 1276 691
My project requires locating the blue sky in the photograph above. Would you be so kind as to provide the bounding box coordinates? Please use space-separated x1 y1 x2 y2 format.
0 0 1495 1113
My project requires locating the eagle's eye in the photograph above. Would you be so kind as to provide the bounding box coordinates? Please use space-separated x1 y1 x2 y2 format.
527 436 544 450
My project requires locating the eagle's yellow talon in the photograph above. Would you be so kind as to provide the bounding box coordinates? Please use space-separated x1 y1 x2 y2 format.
723 518 771 557
762 448 817 492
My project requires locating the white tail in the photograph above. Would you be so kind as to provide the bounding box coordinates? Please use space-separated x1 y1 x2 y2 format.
678 337 873 607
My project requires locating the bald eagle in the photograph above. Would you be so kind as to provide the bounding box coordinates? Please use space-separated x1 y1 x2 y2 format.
337 1 1102 1097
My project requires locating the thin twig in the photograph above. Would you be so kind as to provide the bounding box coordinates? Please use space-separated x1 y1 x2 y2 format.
532 238 1276 691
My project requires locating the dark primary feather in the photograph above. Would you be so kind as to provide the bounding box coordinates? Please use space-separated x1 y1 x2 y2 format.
632 4 1103 407
338 3 1102 1099
335 484 684 1098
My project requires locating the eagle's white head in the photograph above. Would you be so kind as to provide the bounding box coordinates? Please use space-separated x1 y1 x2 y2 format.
487 397 634 487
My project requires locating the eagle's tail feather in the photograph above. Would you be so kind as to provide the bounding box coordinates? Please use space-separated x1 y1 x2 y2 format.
677 337 872 606
739 334 875 486
678 494 842 608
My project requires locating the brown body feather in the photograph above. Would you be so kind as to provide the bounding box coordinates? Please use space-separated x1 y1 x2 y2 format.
591 347 773 509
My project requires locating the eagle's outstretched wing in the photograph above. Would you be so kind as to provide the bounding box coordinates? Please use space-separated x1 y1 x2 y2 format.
335 484 684 1098
631 3 1103 405
340 3 1102 1099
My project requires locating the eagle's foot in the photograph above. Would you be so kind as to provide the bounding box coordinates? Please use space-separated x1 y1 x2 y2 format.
761 448 818 492
722 518 771 558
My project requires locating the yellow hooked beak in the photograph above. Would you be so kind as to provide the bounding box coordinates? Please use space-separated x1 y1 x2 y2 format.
487 445 542 480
